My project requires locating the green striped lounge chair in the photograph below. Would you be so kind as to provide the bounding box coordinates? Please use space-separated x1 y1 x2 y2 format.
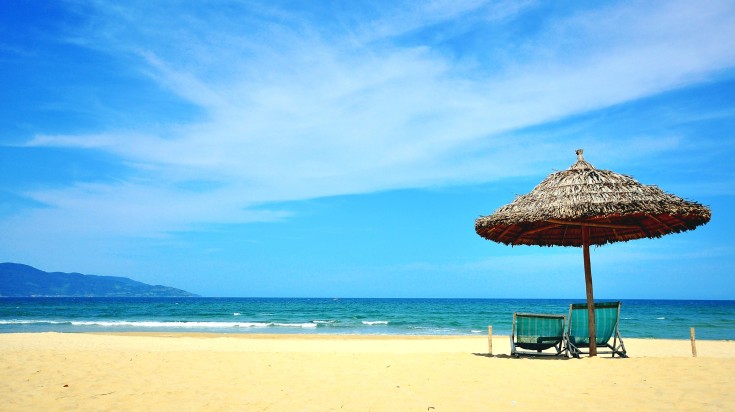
565 301 628 358
510 312 566 357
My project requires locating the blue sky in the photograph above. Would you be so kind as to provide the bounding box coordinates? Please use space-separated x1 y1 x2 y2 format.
1 1 734 298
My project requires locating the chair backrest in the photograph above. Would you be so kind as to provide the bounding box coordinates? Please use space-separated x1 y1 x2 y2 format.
514 313 565 344
567 302 621 345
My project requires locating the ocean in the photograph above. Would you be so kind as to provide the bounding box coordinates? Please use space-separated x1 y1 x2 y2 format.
1 297 733 340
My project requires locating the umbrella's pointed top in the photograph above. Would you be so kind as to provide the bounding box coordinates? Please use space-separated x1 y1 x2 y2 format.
570 148 595 171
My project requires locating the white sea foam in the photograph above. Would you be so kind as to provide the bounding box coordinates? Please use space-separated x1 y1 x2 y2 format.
274 322 317 328
56 320 319 329
409 325 456 334
233 313 241 316
362 320 388 326
312 320 336 326
656 317 666 320
0 320 68 325
70 320 259 329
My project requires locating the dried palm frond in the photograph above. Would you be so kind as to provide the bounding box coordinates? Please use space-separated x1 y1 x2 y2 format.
475 150 711 247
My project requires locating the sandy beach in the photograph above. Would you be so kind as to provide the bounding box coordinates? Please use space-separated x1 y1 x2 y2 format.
1 333 734 411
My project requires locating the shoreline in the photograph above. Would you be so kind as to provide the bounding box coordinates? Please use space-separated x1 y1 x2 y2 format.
94 331 731 340
2 333 734 410
5 331 735 356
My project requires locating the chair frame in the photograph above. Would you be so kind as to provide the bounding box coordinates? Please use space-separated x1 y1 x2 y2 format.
510 312 567 357
564 301 628 358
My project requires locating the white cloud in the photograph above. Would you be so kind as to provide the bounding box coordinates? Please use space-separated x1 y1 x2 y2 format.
15 0 735 240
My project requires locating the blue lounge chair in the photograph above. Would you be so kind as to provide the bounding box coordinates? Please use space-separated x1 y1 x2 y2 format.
510 312 566 357
564 301 627 358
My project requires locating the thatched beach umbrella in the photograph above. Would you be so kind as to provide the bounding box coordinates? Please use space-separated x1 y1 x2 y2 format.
475 149 711 356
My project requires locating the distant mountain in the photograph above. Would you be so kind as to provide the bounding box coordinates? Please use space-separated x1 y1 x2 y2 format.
0 263 198 297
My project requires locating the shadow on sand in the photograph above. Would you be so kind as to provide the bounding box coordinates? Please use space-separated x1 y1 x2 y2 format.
472 353 571 360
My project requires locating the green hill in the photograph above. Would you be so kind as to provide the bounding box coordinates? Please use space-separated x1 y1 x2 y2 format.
0 263 198 297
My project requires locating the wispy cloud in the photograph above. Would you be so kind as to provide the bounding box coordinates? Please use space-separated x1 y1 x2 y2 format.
13 0 735 242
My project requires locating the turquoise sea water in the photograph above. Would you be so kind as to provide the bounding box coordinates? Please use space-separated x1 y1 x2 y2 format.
0 298 733 340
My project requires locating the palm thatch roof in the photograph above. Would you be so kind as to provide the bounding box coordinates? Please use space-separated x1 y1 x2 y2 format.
475 149 711 247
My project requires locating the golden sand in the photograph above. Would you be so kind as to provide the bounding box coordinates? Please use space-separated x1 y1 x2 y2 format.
1 333 734 411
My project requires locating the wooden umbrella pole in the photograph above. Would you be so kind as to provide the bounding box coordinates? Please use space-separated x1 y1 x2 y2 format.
582 226 598 357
